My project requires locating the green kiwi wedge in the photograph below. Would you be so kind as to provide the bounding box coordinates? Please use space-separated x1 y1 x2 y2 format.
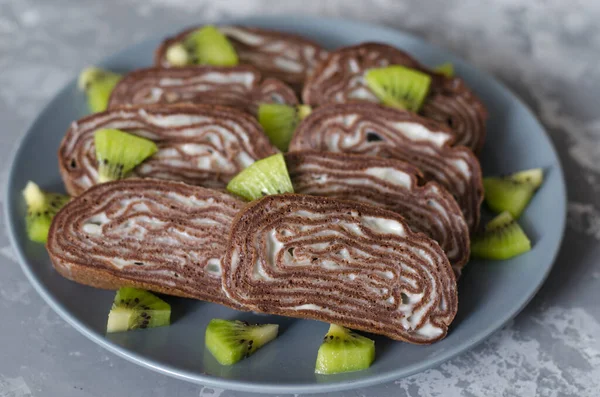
226 153 294 200
183 25 238 66
471 211 531 260
106 288 171 333
434 62 454 77
205 319 279 365
77 67 122 113
315 324 375 375
257 104 312 151
22 181 70 243
364 65 431 112
94 128 158 183
483 168 544 218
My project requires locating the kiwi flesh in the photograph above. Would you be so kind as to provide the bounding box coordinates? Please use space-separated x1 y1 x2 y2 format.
471 211 531 260
226 153 294 201
183 25 238 66
78 67 121 113
205 319 279 365
257 104 312 151
434 62 454 77
297 104 313 120
22 181 70 243
364 65 431 112
165 43 191 66
315 324 375 375
483 168 544 218
94 128 158 183
106 288 170 333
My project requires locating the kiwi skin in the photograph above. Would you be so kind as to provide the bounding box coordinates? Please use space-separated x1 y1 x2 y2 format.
205 319 279 365
471 211 531 260
315 324 375 375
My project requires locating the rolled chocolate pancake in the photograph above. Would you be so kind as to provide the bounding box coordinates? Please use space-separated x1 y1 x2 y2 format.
46 179 244 307
289 103 483 230
286 151 470 275
59 104 277 196
155 26 328 92
108 66 298 114
302 42 487 153
222 194 458 344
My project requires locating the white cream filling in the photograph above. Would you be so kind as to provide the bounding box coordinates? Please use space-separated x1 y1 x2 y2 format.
218 26 264 45
361 216 406 236
160 72 255 87
391 122 451 147
274 57 303 73
364 167 412 187
292 303 323 311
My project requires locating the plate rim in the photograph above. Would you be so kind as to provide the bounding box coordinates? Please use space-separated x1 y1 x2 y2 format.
4 15 567 394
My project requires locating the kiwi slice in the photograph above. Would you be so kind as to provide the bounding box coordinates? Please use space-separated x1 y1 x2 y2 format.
258 104 312 151
184 25 238 66
78 67 122 113
483 168 544 218
471 211 531 260
205 319 279 365
315 324 375 375
434 62 454 77
226 153 294 201
22 181 70 243
94 128 158 183
165 42 191 66
106 288 170 333
364 65 431 112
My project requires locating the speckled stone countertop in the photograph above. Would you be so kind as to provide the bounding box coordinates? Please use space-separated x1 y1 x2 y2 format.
1 1 599 396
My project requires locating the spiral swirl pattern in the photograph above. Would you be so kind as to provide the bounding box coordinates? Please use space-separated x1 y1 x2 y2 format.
47 179 244 307
222 194 457 343
108 66 298 115
59 104 277 196
286 151 470 275
155 25 328 93
301 43 487 152
289 103 483 230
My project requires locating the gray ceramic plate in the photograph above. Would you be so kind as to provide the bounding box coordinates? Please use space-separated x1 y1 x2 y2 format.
5 16 566 394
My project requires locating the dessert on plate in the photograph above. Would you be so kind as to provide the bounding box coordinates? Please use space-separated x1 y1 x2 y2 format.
155 25 328 93
302 43 487 153
58 103 277 196
221 193 458 344
46 179 244 308
289 102 484 230
285 150 470 275
18 22 545 374
108 65 298 114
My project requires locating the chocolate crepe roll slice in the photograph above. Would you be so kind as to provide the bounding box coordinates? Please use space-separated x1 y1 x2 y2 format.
108 66 298 114
286 151 470 275
46 179 244 307
302 43 487 153
289 103 483 230
222 194 458 344
59 104 277 196
155 26 328 92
